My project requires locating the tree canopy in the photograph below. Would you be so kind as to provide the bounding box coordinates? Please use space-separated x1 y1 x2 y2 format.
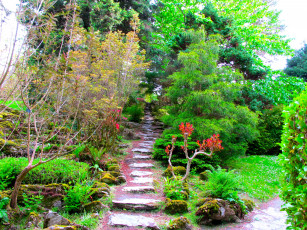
284 44 307 81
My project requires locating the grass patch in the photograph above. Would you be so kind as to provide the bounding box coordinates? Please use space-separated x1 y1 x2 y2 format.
226 155 282 201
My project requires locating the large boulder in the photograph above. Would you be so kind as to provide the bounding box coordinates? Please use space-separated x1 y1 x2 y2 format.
195 198 244 225
43 211 72 228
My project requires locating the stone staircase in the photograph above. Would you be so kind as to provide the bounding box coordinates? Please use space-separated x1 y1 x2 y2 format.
100 109 167 229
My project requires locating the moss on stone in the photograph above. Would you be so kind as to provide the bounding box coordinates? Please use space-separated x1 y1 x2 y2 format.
108 165 120 172
199 171 210 181
45 225 77 230
163 166 186 177
165 199 188 214
242 198 255 212
92 182 110 189
196 199 220 218
99 173 117 185
167 216 192 230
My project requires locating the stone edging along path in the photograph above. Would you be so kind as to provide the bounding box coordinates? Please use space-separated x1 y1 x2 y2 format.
99 110 170 229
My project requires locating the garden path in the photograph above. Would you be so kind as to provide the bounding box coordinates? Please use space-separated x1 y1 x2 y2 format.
99 108 169 229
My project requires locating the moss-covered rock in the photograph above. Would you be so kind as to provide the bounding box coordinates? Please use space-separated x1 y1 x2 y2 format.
108 170 121 177
195 198 243 225
165 199 188 214
242 198 255 212
90 188 109 199
25 211 41 228
163 166 186 177
199 171 210 181
99 173 117 185
167 216 192 230
108 165 120 172
106 159 118 168
92 182 109 189
83 201 108 212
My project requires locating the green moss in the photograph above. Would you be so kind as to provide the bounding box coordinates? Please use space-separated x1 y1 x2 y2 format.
163 166 186 177
164 199 188 214
92 182 109 189
99 173 117 185
108 165 120 172
195 199 220 219
45 225 77 230
108 171 121 177
167 216 191 230
0 138 17 146
199 171 210 181
242 198 255 212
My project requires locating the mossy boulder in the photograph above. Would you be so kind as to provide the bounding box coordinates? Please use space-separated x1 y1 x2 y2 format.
99 173 117 185
108 171 121 177
83 201 108 212
108 165 120 172
90 188 110 199
92 182 109 189
199 171 210 181
167 216 192 230
163 166 186 177
106 159 118 168
242 198 255 212
165 199 188 214
195 198 243 225
25 211 41 228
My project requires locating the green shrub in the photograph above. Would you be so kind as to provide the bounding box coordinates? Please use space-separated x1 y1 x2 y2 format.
24 159 90 185
246 105 283 155
164 177 189 200
280 90 307 229
125 105 144 122
72 144 86 158
64 183 93 213
0 158 90 188
203 166 239 200
0 158 24 190
153 133 221 172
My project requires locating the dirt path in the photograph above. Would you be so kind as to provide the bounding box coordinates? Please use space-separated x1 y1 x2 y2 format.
204 197 288 230
99 110 170 229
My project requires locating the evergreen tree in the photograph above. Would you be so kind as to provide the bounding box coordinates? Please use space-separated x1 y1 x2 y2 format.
284 44 307 81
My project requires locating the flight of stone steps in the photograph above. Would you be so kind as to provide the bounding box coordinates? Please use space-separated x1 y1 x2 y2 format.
100 108 166 229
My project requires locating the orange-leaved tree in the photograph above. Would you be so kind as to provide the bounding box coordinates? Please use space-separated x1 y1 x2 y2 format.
165 122 223 180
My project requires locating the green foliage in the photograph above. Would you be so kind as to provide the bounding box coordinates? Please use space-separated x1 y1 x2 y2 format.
0 100 26 111
24 159 90 185
72 144 86 158
284 44 307 81
249 76 306 106
21 193 43 213
88 146 104 165
64 182 93 213
227 156 282 201
162 30 258 158
125 104 144 122
0 158 24 190
153 133 221 171
246 106 283 155
279 90 307 229
0 158 90 188
203 166 239 200
164 177 188 200
0 196 9 223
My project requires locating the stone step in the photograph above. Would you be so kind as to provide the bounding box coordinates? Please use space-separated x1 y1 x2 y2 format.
133 154 151 160
112 198 161 211
131 177 154 184
122 186 155 193
109 213 159 229
129 163 154 168
130 170 153 177
131 148 153 154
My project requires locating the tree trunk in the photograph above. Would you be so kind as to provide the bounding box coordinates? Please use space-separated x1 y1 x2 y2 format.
10 166 33 209
182 158 192 181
